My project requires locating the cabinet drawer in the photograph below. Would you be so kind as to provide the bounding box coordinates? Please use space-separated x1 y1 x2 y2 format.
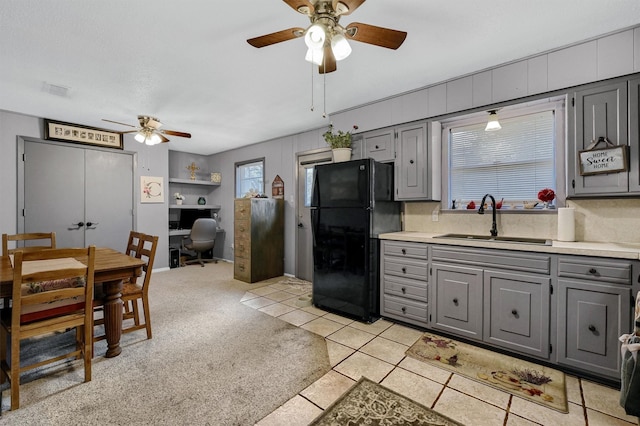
383 241 428 260
383 257 428 281
364 131 394 162
558 257 633 285
234 200 251 220
234 219 250 237
382 294 428 324
384 275 427 302
432 246 550 275
234 257 251 281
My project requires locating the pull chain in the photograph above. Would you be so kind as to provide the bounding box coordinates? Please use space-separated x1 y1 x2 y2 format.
322 54 327 118
310 55 315 112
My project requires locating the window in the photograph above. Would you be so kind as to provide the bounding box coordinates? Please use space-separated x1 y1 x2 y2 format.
235 159 264 198
444 100 564 209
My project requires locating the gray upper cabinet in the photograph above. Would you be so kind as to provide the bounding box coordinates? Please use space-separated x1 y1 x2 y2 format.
362 128 395 162
568 79 629 197
629 77 640 193
395 123 430 200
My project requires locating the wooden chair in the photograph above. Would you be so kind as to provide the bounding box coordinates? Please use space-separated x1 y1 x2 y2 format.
95 232 158 341
0 246 95 410
2 232 56 256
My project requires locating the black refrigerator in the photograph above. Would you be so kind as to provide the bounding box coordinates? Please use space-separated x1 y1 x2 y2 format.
310 158 401 322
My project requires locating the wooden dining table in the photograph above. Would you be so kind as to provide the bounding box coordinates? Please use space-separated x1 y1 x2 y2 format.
0 247 145 358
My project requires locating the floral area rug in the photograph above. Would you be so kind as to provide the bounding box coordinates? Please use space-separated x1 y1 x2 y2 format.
406 333 568 413
309 377 464 426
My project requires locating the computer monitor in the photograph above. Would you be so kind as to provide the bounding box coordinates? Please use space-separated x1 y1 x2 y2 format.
179 209 211 230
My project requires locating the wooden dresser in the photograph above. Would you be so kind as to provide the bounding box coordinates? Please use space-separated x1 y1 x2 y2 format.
234 198 284 283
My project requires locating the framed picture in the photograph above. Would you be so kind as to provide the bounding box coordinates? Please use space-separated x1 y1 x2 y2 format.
140 176 165 203
578 145 629 176
44 119 123 150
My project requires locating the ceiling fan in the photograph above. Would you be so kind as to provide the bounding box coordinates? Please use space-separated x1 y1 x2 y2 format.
247 0 407 74
102 116 192 145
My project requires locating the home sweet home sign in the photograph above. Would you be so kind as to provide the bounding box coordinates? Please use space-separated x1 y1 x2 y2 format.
579 137 629 176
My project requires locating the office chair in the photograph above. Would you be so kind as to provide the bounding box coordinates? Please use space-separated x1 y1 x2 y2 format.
181 218 217 267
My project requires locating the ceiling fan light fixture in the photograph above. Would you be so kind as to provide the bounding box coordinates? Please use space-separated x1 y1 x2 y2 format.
305 24 326 49
485 110 502 131
331 33 351 61
134 131 146 143
147 133 163 145
305 47 324 65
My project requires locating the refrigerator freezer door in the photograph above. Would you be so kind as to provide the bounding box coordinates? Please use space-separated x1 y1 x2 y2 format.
311 159 371 209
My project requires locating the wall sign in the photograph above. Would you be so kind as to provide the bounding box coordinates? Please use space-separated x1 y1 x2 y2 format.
44 119 123 150
272 175 284 199
578 137 628 176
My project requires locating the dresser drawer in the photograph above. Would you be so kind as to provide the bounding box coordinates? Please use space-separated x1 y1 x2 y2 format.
234 257 251 281
383 257 428 281
382 294 428 323
234 200 251 220
234 219 250 237
558 257 633 285
383 241 428 260
384 275 427 302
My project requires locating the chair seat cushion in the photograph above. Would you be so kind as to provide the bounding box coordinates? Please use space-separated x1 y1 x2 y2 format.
20 277 85 323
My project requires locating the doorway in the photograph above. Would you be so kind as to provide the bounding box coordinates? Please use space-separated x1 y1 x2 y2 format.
18 137 134 250
295 149 333 281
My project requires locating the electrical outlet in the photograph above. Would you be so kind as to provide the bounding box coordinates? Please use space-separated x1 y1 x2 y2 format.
432 209 439 222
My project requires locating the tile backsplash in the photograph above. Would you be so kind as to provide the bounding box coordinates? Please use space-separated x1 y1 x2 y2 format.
403 198 640 243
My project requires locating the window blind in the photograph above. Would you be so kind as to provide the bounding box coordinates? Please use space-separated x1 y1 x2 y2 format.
449 110 555 203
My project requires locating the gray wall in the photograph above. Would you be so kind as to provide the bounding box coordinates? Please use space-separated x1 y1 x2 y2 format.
0 110 170 268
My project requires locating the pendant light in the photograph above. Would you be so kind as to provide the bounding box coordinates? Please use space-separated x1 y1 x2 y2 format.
485 110 502 131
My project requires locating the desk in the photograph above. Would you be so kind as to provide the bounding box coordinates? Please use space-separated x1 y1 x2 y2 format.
0 247 145 358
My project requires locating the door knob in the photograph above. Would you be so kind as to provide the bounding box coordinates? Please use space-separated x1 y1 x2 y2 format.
86 221 99 229
298 223 304 228
453 298 459 305
511 309 518 316
588 325 596 332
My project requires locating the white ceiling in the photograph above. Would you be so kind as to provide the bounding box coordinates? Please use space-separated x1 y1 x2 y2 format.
1 1 639 155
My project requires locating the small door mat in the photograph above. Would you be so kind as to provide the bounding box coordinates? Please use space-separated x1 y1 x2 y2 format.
406 332 568 413
309 377 464 426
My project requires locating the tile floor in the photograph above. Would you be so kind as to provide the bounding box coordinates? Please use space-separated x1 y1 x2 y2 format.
240 280 639 426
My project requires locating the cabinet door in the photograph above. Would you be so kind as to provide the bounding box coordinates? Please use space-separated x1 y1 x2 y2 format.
569 80 629 196
431 263 483 340
363 128 395 162
557 279 631 380
483 270 550 359
395 123 429 200
629 77 640 193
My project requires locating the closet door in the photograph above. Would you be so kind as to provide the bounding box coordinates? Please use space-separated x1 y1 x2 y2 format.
21 139 133 250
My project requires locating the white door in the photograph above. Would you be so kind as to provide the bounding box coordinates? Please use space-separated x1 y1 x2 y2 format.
21 139 134 250
295 150 332 281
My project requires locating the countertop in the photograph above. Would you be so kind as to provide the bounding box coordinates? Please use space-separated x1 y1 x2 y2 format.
379 231 640 260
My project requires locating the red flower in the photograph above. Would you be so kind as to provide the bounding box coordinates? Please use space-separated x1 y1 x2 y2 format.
537 188 555 202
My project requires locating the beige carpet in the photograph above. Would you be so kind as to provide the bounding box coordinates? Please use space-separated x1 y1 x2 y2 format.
310 377 464 426
0 262 331 425
407 332 568 413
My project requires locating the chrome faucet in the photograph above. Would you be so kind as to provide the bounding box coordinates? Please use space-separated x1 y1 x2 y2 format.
478 194 498 237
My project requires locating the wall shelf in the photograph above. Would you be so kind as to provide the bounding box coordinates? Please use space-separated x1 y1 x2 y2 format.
168 178 220 186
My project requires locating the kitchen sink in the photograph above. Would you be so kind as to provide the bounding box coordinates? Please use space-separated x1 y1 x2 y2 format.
434 233 552 246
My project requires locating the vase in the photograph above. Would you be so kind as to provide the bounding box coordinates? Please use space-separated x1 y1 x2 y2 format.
542 201 549 209
176 199 183 205
332 148 352 163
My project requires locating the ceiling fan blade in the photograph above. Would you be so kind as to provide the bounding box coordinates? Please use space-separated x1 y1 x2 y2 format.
247 27 305 48
102 119 137 128
158 134 170 143
283 0 314 15
345 22 407 49
333 0 365 16
319 46 337 74
161 130 191 138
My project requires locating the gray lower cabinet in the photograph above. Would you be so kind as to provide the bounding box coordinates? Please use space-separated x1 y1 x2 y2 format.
483 270 551 358
431 263 483 340
556 256 634 380
380 241 429 327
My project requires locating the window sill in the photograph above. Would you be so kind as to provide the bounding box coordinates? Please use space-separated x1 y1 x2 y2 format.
441 208 558 214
